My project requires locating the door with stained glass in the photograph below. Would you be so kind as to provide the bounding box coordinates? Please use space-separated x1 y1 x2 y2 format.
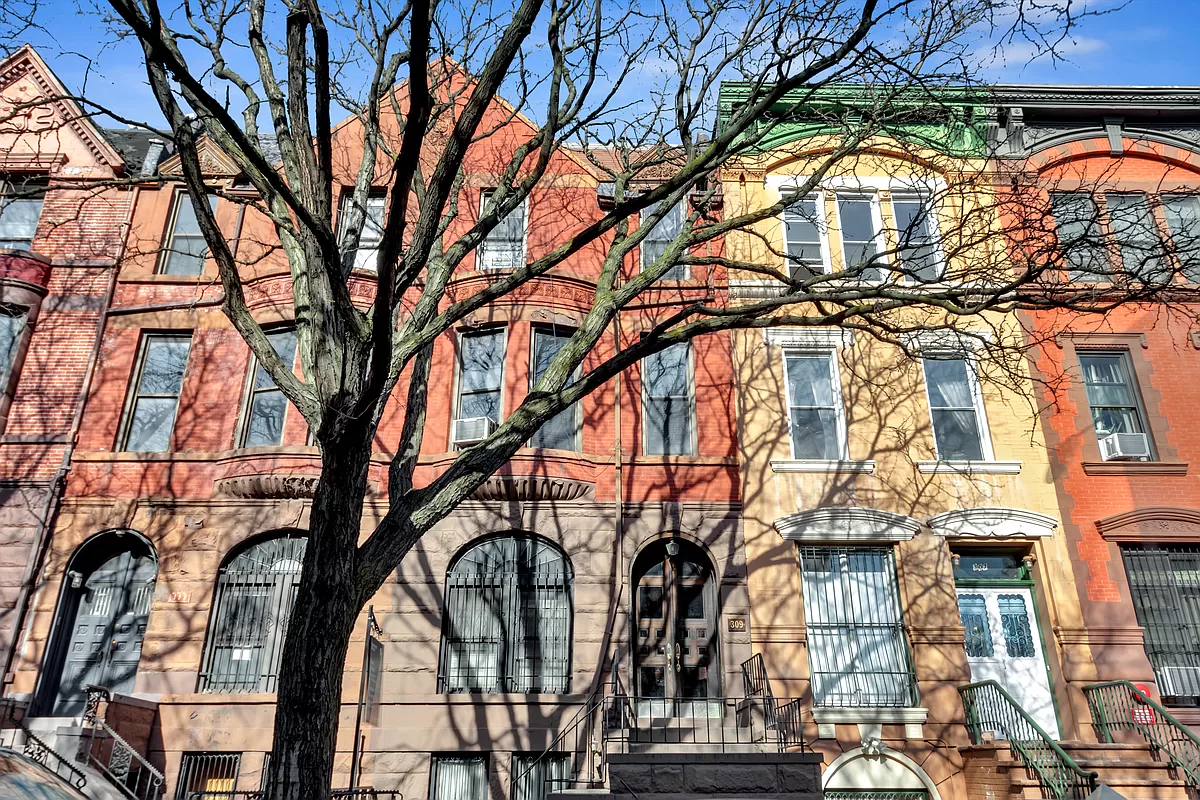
955 554 1057 737
633 541 719 716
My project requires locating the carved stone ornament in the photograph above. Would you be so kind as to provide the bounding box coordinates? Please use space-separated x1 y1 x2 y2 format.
214 474 320 499
471 475 596 502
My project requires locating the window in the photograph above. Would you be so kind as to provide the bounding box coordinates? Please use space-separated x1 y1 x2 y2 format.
1122 546 1200 704
1162 193 1200 283
512 754 571 800
479 190 526 270
159 192 218 275
1050 192 1108 282
782 195 828 278
783 351 844 460
456 329 505 426
175 752 242 800
798 546 917 707
1078 352 1149 441
337 192 386 273
439 536 572 693
120 334 191 452
199 533 307 693
431 756 488 800
837 195 883 281
922 356 990 461
642 343 694 456
0 306 27 387
1105 193 1167 282
640 201 686 279
891 195 942 282
530 328 579 451
239 329 299 448
0 176 46 249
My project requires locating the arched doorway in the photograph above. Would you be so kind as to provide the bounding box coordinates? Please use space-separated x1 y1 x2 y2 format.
39 530 158 716
632 538 720 714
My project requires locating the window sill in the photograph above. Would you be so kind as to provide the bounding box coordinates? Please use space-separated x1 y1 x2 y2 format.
916 460 1022 475
812 706 928 739
770 459 875 474
1081 461 1189 476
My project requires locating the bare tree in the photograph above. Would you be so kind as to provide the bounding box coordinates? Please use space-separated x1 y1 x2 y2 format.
10 0 1192 796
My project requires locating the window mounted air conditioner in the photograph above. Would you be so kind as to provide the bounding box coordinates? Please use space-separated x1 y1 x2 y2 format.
1099 432 1152 462
453 416 497 446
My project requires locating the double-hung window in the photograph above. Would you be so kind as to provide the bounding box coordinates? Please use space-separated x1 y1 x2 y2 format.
1078 352 1150 443
0 306 27 388
530 328 580 451
640 201 686 279
642 343 694 456
478 190 526 270
1162 193 1200 283
1121 546 1200 704
337 192 386 272
0 176 46 250
1050 192 1108 282
1106 193 1167 283
891 194 942 282
798 546 917 708
455 329 505 433
512 754 571 800
782 195 827 279
239 329 298 448
159 192 218 275
783 351 845 460
431 756 488 800
837 194 883 281
120 333 192 452
922 356 990 461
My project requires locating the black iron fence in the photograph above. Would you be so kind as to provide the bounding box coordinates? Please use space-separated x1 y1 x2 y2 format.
182 791 400 800
0 697 88 791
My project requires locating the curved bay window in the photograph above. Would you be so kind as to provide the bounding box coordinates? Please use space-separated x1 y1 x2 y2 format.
438 535 573 694
199 532 307 694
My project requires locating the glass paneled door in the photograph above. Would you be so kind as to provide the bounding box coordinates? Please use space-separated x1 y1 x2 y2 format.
956 585 1058 738
633 540 720 716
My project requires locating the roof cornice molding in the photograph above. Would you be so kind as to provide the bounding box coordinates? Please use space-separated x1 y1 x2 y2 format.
990 84 1200 110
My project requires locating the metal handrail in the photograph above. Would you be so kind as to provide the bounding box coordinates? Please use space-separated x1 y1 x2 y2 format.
741 654 781 739
82 686 165 800
1083 679 1200 788
0 697 88 790
959 680 1097 800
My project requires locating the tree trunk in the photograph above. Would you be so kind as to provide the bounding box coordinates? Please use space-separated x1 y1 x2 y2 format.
263 439 374 800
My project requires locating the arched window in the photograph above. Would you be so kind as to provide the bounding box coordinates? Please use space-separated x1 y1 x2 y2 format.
439 535 573 694
199 532 307 694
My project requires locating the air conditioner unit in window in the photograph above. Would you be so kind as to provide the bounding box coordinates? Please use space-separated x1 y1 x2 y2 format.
453 416 497 446
1099 432 1152 462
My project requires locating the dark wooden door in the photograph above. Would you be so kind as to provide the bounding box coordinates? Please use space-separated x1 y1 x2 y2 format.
634 544 718 707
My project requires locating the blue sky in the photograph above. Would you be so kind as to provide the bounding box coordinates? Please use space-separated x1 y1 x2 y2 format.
22 0 1200 129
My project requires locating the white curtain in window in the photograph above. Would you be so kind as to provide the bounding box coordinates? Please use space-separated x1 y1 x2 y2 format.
512 755 570 800
433 757 487 800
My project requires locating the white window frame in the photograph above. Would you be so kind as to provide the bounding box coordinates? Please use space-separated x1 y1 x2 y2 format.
639 200 689 280
832 191 888 282
337 191 387 273
452 326 508 440
920 352 994 462
478 190 528 271
890 192 945 283
640 342 696 457
781 192 833 277
1076 349 1154 455
781 348 847 460
529 327 581 452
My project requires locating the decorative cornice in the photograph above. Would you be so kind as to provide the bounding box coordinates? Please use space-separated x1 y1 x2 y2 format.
1096 506 1200 542
927 507 1057 539
990 85 1200 109
902 329 992 353
214 474 320 499
774 506 921 543
764 326 854 349
471 475 596 502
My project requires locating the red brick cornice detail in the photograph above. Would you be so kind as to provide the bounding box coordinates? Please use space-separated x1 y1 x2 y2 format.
1096 506 1200 541
0 250 51 288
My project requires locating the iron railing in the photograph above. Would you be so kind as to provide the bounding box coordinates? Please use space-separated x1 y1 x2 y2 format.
775 698 806 750
1083 679 1200 789
741 654 780 733
83 686 165 800
182 791 400 800
0 696 88 790
959 680 1097 800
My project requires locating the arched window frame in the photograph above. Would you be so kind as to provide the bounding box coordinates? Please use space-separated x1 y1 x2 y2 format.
198 531 307 694
438 534 574 694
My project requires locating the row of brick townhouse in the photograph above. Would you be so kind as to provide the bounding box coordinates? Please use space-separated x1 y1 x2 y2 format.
3 42 1200 800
